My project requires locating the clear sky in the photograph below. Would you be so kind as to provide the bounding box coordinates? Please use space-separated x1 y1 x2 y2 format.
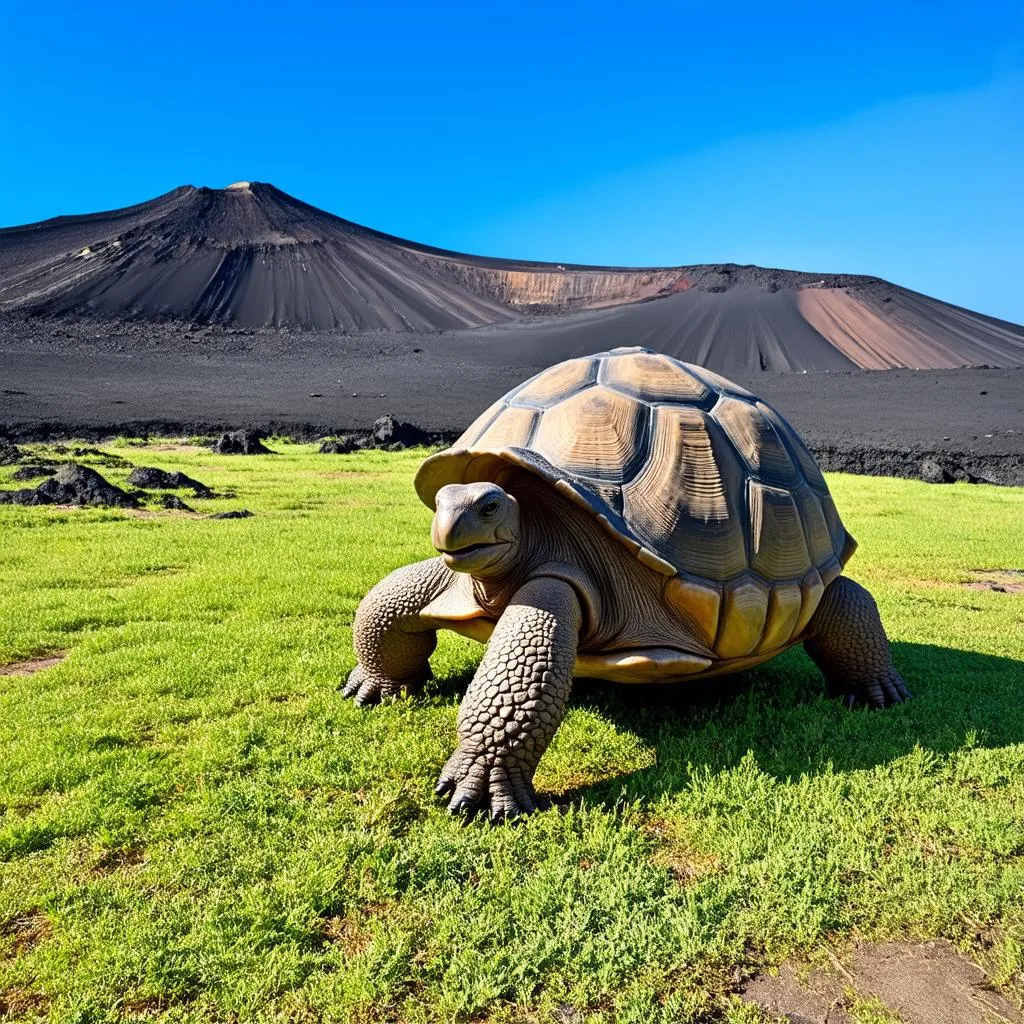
2 1 1022 322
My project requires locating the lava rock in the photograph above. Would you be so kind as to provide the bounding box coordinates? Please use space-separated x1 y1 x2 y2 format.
209 509 254 519
319 435 367 454
920 458 953 484
12 465 56 481
159 494 194 511
0 443 23 466
212 430 273 455
128 466 213 496
371 415 428 449
0 463 137 507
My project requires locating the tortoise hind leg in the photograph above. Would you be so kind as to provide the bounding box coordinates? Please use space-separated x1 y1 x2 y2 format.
803 576 911 708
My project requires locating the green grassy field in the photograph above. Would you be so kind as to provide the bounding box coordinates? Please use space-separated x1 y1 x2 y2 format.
1 442 1023 1023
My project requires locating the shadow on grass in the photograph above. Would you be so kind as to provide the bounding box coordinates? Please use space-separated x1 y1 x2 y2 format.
428 641 1024 801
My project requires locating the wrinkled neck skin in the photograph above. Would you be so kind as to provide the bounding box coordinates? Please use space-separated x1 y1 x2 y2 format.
467 477 608 625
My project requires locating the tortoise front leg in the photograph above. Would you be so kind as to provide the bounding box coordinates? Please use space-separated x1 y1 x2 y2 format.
345 557 455 705
436 576 581 821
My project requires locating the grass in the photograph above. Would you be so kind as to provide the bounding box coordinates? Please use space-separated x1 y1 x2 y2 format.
1 441 1023 1023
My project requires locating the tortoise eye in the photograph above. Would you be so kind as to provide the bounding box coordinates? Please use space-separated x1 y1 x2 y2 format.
480 498 500 516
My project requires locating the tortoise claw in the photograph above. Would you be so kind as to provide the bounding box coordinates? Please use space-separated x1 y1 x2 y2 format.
342 665 405 706
435 744 540 822
838 667 912 710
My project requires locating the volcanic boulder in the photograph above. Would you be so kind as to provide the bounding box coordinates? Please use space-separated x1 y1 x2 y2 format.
371 416 428 450
0 463 137 507
920 459 953 484
128 466 213 496
212 431 273 455
12 465 56 481
0 443 23 466
319 436 367 454
159 494 194 511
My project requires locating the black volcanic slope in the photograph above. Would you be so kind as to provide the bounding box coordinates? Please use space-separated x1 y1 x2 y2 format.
2 181 1023 370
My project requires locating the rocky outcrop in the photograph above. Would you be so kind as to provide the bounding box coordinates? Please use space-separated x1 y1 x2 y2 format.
127 466 213 496
810 445 1024 487
0 463 137 507
212 430 273 455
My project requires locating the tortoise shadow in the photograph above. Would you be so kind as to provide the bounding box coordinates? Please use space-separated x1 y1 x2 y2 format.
427 641 1024 803
568 641 1024 803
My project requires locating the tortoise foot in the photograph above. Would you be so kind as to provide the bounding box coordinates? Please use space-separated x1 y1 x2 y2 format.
805 576 911 711
342 664 414 706
838 665 912 709
435 743 538 822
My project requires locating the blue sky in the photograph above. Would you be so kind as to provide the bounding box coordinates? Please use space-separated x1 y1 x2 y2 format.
2 1 1022 322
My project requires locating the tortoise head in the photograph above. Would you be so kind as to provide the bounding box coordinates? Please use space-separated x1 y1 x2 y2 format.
431 482 520 577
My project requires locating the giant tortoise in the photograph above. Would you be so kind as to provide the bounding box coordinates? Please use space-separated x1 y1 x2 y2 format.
346 347 910 819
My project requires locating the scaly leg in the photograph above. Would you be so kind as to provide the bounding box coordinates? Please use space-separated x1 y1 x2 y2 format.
345 557 455 705
803 575 911 708
436 576 581 821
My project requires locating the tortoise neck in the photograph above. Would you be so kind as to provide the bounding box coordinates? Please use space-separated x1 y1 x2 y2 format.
470 539 531 612
471 478 605 617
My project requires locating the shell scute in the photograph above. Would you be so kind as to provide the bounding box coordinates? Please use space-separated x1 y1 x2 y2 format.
818 555 844 589
794 567 825 636
664 573 721 649
758 581 804 653
713 396 799 486
622 405 748 581
511 356 598 408
473 405 539 450
531 385 649 483
792 483 836 567
748 480 813 580
757 400 827 491
462 398 505 447
715 574 770 658
600 350 713 405
690 366 756 399
818 492 846 560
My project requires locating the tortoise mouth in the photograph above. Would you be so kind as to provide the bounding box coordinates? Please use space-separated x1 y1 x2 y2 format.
437 539 511 569
438 540 508 557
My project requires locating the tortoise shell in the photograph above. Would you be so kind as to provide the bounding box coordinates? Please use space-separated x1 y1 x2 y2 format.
415 347 855 661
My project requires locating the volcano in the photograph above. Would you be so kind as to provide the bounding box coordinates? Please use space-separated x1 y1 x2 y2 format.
1 181 1022 370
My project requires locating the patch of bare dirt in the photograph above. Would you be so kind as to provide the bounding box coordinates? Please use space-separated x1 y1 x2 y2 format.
1 910 52 954
318 914 374 956
118 994 170 1017
0 987 50 1015
316 902 394 957
91 846 146 876
141 443 207 453
963 570 1024 595
643 817 722 885
741 940 1023 1024
742 963 853 1023
0 654 65 676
